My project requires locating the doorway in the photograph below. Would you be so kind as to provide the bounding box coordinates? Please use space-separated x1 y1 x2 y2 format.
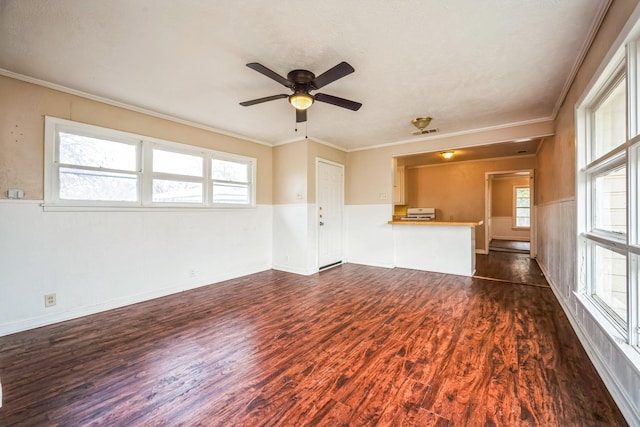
476 169 548 286
317 159 344 270
484 169 535 257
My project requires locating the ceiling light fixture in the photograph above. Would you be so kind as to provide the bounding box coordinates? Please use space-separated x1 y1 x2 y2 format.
289 92 314 110
441 151 454 159
411 116 432 132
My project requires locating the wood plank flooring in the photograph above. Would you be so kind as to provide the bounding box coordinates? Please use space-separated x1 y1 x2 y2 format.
475 252 549 287
488 239 531 254
0 264 627 426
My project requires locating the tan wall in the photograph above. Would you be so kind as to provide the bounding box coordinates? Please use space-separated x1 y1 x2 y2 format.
405 156 536 249
272 141 307 205
272 139 346 205
492 176 529 217
537 0 640 205
0 75 273 203
346 120 554 205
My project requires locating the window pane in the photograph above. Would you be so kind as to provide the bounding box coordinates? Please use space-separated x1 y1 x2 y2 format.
212 159 248 182
213 183 249 204
637 145 640 246
59 168 137 201
152 179 202 203
594 166 626 234
593 245 627 321
516 217 530 227
153 149 203 177
59 132 136 171
516 187 530 198
593 77 626 159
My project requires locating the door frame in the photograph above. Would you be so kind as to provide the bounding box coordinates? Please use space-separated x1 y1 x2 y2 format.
315 157 345 271
484 169 536 258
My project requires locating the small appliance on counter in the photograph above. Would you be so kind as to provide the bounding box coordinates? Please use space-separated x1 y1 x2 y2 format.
402 207 435 221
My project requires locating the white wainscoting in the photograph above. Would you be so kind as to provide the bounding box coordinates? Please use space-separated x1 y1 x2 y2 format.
489 216 530 241
272 203 318 275
0 201 272 336
344 204 394 268
537 199 640 425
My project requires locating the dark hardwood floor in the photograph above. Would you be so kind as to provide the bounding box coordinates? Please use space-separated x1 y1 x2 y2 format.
475 251 549 287
488 239 531 254
0 264 627 426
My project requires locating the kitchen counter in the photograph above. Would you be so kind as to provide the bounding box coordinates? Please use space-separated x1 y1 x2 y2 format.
388 219 482 276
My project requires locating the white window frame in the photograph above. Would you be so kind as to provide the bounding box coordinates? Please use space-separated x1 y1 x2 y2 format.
211 153 255 207
577 37 640 349
145 144 208 206
512 185 531 229
44 116 256 210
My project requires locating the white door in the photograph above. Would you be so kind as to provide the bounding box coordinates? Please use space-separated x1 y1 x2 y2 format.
317 159 344 269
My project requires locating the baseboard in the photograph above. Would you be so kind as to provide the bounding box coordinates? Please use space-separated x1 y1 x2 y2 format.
0 264 271 337
490 235 530 242
537 260 640 427
271 264 316 276
343 259 395 269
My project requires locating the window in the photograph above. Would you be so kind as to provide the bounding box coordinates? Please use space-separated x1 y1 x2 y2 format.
152 148 204 204
57 131 140 203
591 243 628 324
513 185 530 228
45 117 256 208
593 162 626 235
592 75 626 159
577 45 640 346
212 158 252 205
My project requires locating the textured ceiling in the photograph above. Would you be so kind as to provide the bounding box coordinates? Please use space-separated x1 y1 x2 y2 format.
0 0 607 151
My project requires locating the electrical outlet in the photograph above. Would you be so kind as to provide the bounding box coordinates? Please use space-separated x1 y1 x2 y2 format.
189 268 197 278
7 189 24 199
44 293 56 307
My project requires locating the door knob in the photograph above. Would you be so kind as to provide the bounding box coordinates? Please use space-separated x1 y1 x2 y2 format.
319 221 325 226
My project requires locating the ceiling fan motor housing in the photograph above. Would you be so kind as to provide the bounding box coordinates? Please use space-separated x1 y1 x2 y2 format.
287 69 316 88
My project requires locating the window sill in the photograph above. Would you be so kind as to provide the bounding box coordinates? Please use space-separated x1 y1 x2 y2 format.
574 291 640 371
41 203 256 212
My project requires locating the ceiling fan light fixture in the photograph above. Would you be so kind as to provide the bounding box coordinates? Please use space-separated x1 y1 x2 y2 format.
441 151 454 159
289 92 314 110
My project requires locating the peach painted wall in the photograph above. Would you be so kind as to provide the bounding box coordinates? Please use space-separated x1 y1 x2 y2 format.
0 75 273 204
405 156 535 250
537 0 640 205
491 176 529 217
345 120 553 205
273 141 308 205
272 139 346 205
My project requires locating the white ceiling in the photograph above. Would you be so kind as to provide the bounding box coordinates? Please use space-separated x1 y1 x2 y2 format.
0 0 608 151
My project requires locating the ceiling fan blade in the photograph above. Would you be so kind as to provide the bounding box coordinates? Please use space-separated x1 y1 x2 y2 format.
296 109 307 123
312 62 355 89
246 63 293 87
240 94 288 106
314 93 362 111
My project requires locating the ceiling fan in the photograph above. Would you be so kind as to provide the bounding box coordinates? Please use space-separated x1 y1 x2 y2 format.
240 61 362 123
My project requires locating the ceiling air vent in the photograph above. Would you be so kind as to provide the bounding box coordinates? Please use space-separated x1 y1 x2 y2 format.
414 128 439 135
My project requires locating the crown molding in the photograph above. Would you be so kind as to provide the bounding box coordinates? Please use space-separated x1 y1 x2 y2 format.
0 68 273 147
